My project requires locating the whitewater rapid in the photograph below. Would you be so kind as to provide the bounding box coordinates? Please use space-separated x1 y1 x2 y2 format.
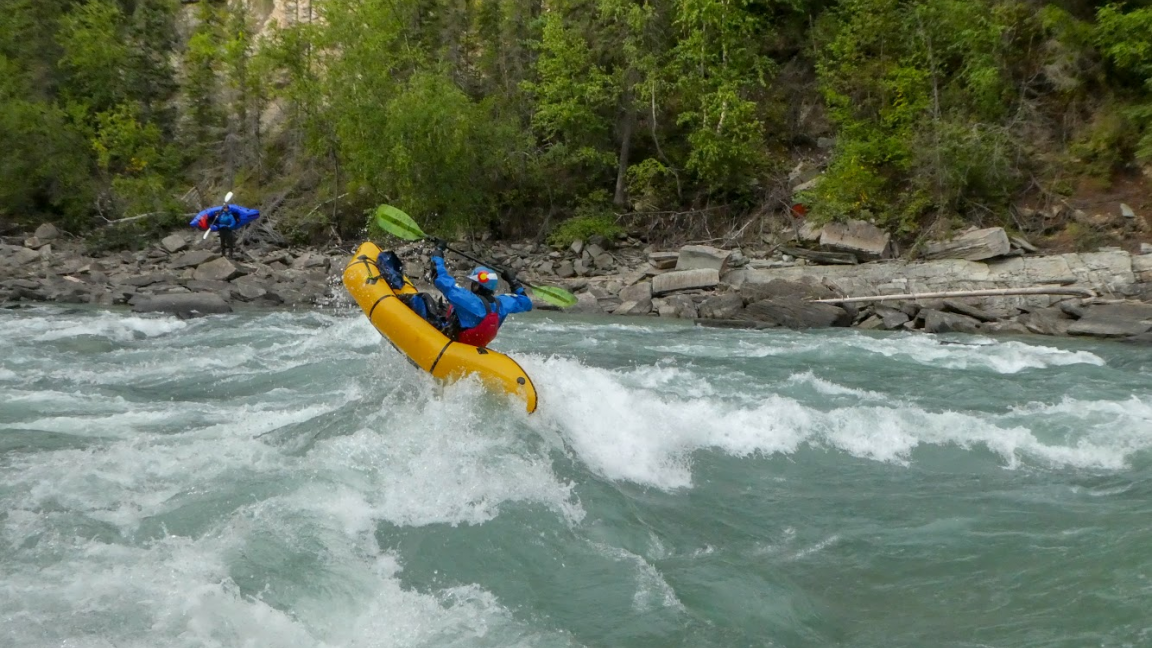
2 305 1149 647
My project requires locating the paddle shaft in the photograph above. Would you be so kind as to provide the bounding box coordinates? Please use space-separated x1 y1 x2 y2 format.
435 240 542 290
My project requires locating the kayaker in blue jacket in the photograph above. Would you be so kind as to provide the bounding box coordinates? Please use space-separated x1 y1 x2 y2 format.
377 242 532 347
192 202 260 259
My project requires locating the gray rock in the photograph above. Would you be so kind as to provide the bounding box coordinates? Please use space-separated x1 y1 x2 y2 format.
171 250 219 269
1057 300 1085 319
34 223 59 241
121 272 176 287
570 240 584 256
593 253 615 270
193 257 242 282
161 233 188 253
586 243 605 259
695 319 779 330
556 260 575 278
857 315 884 330
942 299 998 322
234 283 268 301
132 293 232 319
676 245 733 273
743 297 852 329
875 305 911 329
1020 307 1073 336
697 293 744 319
647 251 679 270
921 227 1010 261
922 309 981 334
24 236 44 249
567 291 602 314
820 220 890 258
613 300 652 316
979 321 1031 335
651 268 720 295
1067 303 1152 338
185 279 233 294
10 247 40 265
740 277 835 304
657 294 697 319
291 252 330 271
618 281 652 304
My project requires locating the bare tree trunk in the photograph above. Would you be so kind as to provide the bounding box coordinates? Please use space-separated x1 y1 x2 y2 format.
812 287 1095 304
613 107 634 208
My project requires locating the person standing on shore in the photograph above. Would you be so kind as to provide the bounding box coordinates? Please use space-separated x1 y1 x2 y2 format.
191 198 260 259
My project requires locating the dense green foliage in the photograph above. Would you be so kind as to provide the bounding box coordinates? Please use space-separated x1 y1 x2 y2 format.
3 0 1152 245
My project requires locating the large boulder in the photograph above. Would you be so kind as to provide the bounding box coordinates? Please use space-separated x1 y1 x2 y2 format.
1067 302 1152 337
193 257 242 282
613 300 652 316
921 309 981 334
819 220 891 258
7 246 42 266
742 297 852 329
651 268 720 295
170 249 219 269
739 277 836 304
161 233 189 253
566 291 603 314
676 245 733 272
291 252 330 271
655 294 698 319
874 305 911 330
131 293 232 319
34 223 60 241
647 251 679 269
697 293 744 319
1019 307 1073 336
921 227 1011 261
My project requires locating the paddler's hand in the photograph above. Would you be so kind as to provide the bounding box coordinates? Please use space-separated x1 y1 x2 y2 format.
432 238 448 256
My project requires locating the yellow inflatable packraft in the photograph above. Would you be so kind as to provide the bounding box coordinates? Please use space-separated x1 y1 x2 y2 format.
342 242 538 413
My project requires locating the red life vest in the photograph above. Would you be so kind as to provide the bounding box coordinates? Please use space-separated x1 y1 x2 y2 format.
455 296 500 347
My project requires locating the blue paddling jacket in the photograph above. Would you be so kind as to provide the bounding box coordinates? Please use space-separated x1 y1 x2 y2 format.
431 256 532 329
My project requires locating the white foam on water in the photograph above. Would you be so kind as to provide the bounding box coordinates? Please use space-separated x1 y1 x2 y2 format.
1 502 570 648
589 542 685 613
26 312 190 343
524 355 1148 490
833 333 1106 373
785 370 884 399
300 375 584 529
1 377 581 646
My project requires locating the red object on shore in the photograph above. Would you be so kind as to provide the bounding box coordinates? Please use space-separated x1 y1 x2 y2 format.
791 203 808 218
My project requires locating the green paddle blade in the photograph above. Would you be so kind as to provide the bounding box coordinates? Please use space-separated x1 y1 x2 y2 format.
373 204 426 241
526 283 578 308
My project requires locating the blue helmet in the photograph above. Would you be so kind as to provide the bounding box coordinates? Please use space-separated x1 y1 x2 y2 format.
467 266 499 291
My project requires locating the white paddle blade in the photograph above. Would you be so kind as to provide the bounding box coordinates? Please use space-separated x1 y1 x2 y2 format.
223 191 234 203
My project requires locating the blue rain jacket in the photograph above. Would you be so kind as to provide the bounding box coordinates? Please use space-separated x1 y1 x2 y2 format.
431 256 532 329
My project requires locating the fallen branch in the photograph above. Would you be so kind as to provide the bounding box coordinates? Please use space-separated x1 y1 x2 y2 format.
101 211 196 225
811 286 1095 304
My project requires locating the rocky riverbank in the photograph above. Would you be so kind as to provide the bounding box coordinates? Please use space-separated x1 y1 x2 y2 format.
3 222 1151 344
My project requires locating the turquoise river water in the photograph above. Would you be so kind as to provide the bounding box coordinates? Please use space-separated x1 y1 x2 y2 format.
1 303 1150 648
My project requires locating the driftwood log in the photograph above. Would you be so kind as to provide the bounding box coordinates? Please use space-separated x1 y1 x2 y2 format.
811 286 1095 304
